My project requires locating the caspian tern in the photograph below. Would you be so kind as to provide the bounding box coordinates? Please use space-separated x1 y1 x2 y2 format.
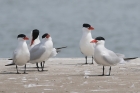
90 36 138 76
80 23 95 64
30 29 43 69
29 33 54 71
12 34 30 74
30 29 67 71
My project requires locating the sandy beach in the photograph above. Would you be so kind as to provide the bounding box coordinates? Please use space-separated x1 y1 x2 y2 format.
0 58 140 93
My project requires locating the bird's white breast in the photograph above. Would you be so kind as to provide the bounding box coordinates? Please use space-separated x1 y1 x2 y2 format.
14 43 30 66
80 33 94 56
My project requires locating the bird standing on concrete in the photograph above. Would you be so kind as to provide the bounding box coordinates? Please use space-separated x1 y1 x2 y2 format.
90 36 133 76
13 34 30 74
80 23 95 64
29 33 54 71
30 30 67 71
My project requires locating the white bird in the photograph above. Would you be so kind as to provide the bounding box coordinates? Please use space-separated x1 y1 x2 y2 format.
30 30 67 71
80 23 95 64
30 29 43 69
29 33 54 71
90 36 127 76
13 34 30 74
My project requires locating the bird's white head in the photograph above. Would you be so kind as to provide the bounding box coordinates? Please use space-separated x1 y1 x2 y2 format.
82 23 94 32
42 33 51 40
90 37 105 45
17 34 29 41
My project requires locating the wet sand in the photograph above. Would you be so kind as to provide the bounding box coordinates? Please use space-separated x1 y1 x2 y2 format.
0 58 140 93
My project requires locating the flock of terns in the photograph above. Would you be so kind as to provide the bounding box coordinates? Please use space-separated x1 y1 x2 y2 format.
5 23 137 76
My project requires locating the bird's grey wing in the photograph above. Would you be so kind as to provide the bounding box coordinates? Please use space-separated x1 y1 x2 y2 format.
13 50 18 63
30 45 46 60
79 46 83 54
103 50 120 65
5 51 17 66
116 53 125 58
49 48 57 57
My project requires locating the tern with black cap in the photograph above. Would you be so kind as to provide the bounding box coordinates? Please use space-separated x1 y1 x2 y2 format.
90 36 138 76
80 23 95 64
12 34 30 74
29 30 67 70
29 33 53 71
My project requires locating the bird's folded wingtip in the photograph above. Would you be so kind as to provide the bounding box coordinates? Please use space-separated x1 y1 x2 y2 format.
8 58 13 60
124 57 138 60
5 63 15 66
56 46 67 50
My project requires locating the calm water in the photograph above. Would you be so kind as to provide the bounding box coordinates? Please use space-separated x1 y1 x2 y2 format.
0 0 140 58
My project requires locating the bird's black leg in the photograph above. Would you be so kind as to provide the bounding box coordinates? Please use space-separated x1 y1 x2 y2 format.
102 66 105 76
42 61 45 68
16 65 20 74
36 63 39 68
92 56 94 64
23 64 27 74
108 66 111 76
36 63 40 71
85 56 87 64
40 62 43 67
40 62 44 71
